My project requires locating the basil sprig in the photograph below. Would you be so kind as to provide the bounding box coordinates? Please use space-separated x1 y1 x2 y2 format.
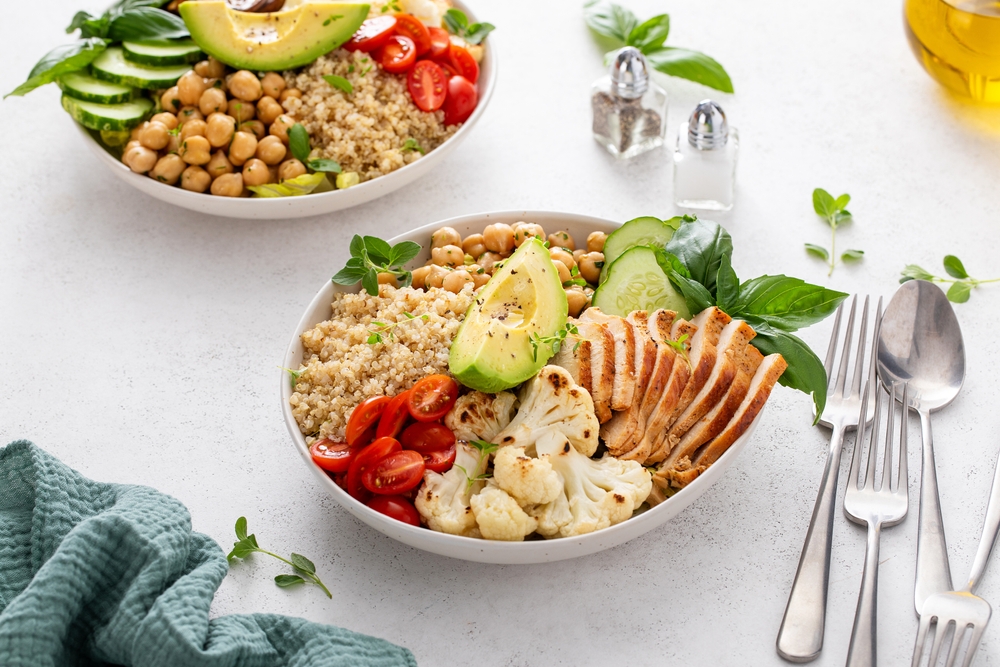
288 123 342 174
805 188 863 276
443 8 495 45
656 218 846 420
5 38 108 98
901 255 1000 304
583 1 733 93
332 235 422 296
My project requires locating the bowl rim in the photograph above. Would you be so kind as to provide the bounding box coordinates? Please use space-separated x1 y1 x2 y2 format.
280 210 764 562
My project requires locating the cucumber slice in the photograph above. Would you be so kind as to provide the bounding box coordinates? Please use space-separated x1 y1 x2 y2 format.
61 95 154 131
91 47 191 89
122 40 203 66
592 245 691 319
58 71 136 104
599 216 677 284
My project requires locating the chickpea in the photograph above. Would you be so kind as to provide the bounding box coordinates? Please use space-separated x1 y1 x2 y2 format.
471 267 490 289
227 100 256 123
199 87 228 116
179 118 207 141
130 122 147 141
578 251 604 284
430 226 461 248
482 223 515 254
478 251 503 274
177 106 204 124
179 135 212 165
278 158 306 181
177 71 208 106
550 247 576 269
242 158 271 186
431 244 464 267
138 121 170 151
150 112 178 130
221 131 253 164
124 139 140 154
123 145 157 174
210 172 244 197
255 135 287 165
166 132 181 154
228 70 263 101
206 151 234 179
149 154 185 185
239 120 265 140
204 56 226 79
377 272 398 287
512 222 545 247
160 86 182 113
279 87 302 103
552 259 572 284
180 165 211 193
411 265 433 290
426 265 448 289
205 113 236 148
261 71 286 98
587 231 608 253
193 60 212 78
443 269 474 293
462 234 486 259
269 114 295 143
565 287 589 317
548 230 575 250
257 96 283 125
573 248 586 264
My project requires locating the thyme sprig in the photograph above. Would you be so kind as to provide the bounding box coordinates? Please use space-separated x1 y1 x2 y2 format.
529 322 582 362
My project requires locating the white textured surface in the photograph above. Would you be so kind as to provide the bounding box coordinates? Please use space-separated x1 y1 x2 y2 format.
2 0 1000 664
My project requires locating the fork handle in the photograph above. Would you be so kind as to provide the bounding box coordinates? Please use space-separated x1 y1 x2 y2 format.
966 449 1000 593
776 424 846 662
846 522 882 667
914 409 953 613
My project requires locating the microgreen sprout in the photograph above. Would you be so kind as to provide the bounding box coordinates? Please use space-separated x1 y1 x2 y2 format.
366 312 429 344
901 255 1000 303
281 366 303 386
664 333 691 371
227 517 332 598
401 138 425 154
804 188 862 276
455 440 498 492
529 322 582 362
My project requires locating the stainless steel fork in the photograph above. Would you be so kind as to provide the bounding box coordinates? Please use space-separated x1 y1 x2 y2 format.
843 381 909 667
777 296 883 662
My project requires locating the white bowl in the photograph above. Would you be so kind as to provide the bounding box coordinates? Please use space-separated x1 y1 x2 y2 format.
74 0 496 220
281 211 764 564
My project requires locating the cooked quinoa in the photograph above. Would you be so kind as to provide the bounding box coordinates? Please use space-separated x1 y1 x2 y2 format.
290 284 473 441
281 50 459 183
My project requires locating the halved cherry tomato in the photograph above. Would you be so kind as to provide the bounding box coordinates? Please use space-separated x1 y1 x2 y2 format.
400 421 455 453
437 61 460 78
330 471 348 491
379 35 416 74
362 450 425 494
408 374 459 422
442 75 478 126
310 438 355 473
346 395 391 447
422 443 457 473
376 389 412 439
344 16 398 52
427 26 451 59
407 60 448 112
367 495 421 526
394 13 432 55
347 436 401 501
448 43 479 84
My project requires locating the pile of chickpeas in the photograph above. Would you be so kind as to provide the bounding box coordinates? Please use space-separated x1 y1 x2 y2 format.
121 56 309 197
403 222 607 317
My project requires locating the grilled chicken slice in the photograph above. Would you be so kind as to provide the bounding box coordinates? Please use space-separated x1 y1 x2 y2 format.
550 335 591 400
602 311 659 460
635 309 677 439
579 308 636 411
573 319 615 423
642 318 697 464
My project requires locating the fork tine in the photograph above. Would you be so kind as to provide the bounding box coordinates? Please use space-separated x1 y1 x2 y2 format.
834 296 858 399
897 382 908 494
849 378 872 491
929 620 951 666
850 295 870 399
945 624 967 667
960 623 987 667
863 383 884 489
869 297 883 393
912 614 934 667
824 299 846 388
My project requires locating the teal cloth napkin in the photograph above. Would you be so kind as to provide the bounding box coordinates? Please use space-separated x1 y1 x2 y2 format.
0 440 416 667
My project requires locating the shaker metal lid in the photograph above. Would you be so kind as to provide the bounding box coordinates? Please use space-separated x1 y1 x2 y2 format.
687 100 729 150
609 46 649 99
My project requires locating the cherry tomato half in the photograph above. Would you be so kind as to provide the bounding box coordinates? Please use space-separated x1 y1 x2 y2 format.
380 35 416 74
427 26 451 59
362 449 425 494
442 75 478 126
400 421 455 453
346 395 391 447
408 374 459 422
376 389 412 439
448 44 479 84
367 495 421 526
394 13 432 55
407 60 448 112
310 438 355 473
347 436 401 502
344 15 398 52
422 443 457 474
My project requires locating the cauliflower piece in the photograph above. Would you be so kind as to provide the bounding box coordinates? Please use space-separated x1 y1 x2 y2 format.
414 441 490 536
494 366 599 457
493 445 561 506
528 430 652 538
470 483 538 541
399 0 444 26
444 391 517 442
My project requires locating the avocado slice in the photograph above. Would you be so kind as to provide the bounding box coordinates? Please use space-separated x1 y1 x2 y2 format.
449 239 569 393
179 1 369 71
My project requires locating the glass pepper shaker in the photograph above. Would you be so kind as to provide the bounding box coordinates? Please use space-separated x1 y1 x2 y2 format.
591 46 668 159
673 100 739 211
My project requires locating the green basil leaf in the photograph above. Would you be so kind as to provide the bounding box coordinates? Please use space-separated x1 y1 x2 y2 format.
322 74 353 94
463 22 495 45
644 46 733 93
812 188 835 218
108 7 189 41
247 533 258 548
231 541 255 559
113 0 173 11
841 249 864 262
288 123 311 163
947 281 972 303
235 516 248 541
331 267 367 285
66 10 95 34
583 1 638 44
290 553 316 575
654 249 691 279
943 254 968 279
363 236 392 265
344 257 364 269
746 320 827 422
899 264 934 283
666 269 715 314
6 38 108 98
735 275 848 332
274 574 306 588
307 158 342 173
663 218 732 296
833 193 851 211
804 243 829 261
627 14 669 51
715 254 739 313
389 240 422 267
349 234 365 258
663 214 695 231
361 269 379 296
834 210 852 226
443 8 468 34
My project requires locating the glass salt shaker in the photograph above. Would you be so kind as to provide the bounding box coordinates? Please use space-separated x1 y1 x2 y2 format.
673 100 739 211
591 46 668 159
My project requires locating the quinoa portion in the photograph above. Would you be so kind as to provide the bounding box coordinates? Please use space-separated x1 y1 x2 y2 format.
282 50 459 183
289 284 473 441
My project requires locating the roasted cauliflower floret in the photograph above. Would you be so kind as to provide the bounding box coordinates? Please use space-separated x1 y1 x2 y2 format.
444 391 517 442
415 441 490 536
493 445 561 506
470 483 538 541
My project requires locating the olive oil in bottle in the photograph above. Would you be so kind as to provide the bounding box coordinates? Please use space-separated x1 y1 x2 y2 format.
905 0 1000 102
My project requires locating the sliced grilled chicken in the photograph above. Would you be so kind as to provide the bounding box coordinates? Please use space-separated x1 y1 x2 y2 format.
602 310 659 460
635 309 677 443
642 318 697 464
573 319 615 423
579 307 636 411
550 334 591 399
661 306 732 430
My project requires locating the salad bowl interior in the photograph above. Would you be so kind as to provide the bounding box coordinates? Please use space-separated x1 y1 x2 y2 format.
281 210 764 564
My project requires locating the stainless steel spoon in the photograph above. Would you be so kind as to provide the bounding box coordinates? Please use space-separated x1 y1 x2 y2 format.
877 279 966 615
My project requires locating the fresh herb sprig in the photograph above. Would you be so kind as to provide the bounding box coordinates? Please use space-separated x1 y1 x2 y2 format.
664 333 690 371
333 235 422 295
443 9 495 45
227 517 332 598
529 322 582 362
455 440 498 492
583 1 733 93
804 188 862 276
380 1 402 13
401 138 425 154
367 312 430 344
289 123 342 174
322 74 353 95
901 255 1000 303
